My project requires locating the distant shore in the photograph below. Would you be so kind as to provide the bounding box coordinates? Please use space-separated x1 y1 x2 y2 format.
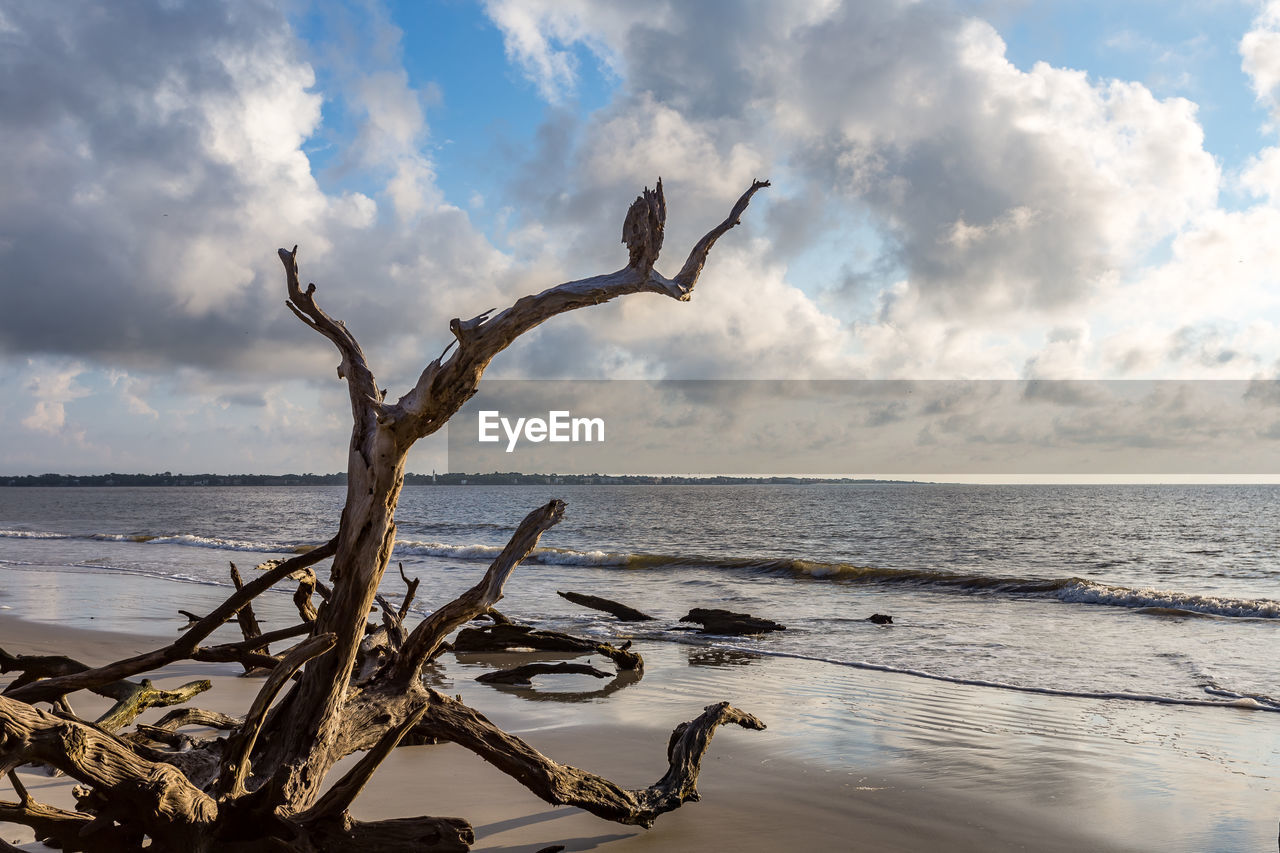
0 473 929 487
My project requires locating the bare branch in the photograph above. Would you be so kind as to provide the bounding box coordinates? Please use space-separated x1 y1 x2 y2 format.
476 662 611 685
397 563 420 621
146 707 244 734
415 691 764 828
453 622 643 671
297 703 429 823
217 633 336 799
392 179 769 438
94 678 212 733
8 537 337 703
394 500 566 680
278 246 383 428
0 695 217 843
307 813 473 852
0 796 104 852
673 179 771 290
293 569 321 623
229 563 263 640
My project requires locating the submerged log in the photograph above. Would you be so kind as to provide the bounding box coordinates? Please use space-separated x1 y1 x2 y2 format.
679 608 786 635
557 590 654 622
476 662 612 685
452 623 644 671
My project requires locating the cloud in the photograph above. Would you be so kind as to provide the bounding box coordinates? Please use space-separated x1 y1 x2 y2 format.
1241 0 1280 117
481 0 1237 384
0 0 518 389
21 360 88 434
6 0 1280 474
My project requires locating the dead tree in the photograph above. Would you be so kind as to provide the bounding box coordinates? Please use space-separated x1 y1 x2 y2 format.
0 179 770 851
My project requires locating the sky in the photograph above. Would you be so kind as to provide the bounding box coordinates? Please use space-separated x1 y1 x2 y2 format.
2 0 1279 476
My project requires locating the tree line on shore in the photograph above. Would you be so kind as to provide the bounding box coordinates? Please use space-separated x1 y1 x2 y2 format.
2 472 920 487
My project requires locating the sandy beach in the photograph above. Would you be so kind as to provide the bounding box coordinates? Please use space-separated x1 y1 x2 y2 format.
2 564 1275 851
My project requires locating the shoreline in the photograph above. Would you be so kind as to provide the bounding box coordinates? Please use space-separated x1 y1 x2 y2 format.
1 566 1276 851
0 613 1123 853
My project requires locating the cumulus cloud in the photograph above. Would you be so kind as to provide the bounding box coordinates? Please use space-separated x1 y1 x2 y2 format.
482 0 1280 383
1241 0 1280 116
6 0 1280 474
20 360 88 435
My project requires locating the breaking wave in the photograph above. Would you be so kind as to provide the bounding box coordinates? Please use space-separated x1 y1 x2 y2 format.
5 529 1277 620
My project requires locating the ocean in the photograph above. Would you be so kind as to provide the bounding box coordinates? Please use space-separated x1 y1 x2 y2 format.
3 483 1279 850
1 483 1276 709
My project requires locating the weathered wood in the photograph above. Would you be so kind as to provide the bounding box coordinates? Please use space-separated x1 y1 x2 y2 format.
476 662 612 685
217 633 336 799
453 623 644 671
679 608 786 635
149 707 244 733
415 691 764 828
0 794 128 853
192 621 313 671
557 590 654 621
228 563 268 676
7 537 338 704
230 563 264 641
308 813 473 852
0 181 769 851
94 677 212 733
0 695 218 845
297 704 429 823
2 649 212 732
396 563 420 621
0 649 85 692
394 501 566 682
294 569 321 624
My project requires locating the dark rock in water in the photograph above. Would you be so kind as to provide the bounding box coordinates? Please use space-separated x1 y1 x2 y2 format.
868 614 893 625
679 608 786 635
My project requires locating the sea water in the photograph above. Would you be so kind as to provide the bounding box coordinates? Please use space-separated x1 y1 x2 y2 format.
0 483 1276 710
3 483 1279 849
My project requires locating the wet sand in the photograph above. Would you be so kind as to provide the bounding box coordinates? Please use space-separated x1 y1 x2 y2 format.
1 565 1276 851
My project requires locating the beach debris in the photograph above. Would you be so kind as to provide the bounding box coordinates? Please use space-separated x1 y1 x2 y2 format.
228 562 268 674
557 589 655 621
177 609 203 629
679 608 786 635
454 622 645 671
0 179 770 851
868 614 893 625
477 662 612 685
0 645 212 734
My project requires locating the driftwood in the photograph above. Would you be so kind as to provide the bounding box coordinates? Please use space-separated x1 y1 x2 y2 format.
0 179 769 851
453 623 644 671
476 662 612 684
479 668 643 703
679 608 786 635
557 590 655 621
1 648 212 733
